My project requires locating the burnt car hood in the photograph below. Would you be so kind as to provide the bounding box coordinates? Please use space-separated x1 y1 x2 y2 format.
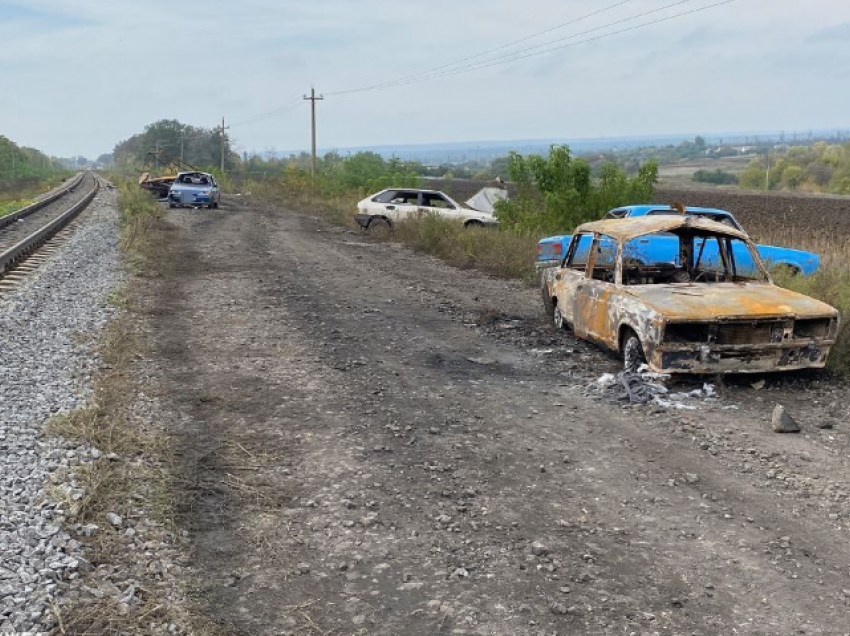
624 283 837 321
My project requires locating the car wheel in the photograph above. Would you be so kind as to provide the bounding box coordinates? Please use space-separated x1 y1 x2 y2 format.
169 203 176 209
541 277 555 316
622 330 646 373
553 306 565 330
465 220 483 228
213 202 219 209
367 217 391 237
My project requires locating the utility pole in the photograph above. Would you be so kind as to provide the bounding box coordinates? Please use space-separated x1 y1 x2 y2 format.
219 117 230 174
303 87 324 176
180 130 185 162
154 140 160 170
765 149 771 191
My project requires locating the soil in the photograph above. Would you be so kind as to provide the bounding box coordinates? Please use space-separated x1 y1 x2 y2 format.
655 187 850 244
140 195 850 635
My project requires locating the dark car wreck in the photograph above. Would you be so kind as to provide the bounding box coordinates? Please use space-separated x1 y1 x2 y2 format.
541 216 840 374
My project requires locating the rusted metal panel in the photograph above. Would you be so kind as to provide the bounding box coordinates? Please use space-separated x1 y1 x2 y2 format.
544 218 840 375
623 283 837 321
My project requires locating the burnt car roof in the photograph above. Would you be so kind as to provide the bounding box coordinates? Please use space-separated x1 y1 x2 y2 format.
577 216 749 242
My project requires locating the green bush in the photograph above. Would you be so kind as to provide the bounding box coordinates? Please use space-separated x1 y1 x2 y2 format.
692 169 738 185
494 145 658 234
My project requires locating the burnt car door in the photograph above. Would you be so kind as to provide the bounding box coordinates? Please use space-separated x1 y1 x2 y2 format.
554 233 593 327
573 234 619 348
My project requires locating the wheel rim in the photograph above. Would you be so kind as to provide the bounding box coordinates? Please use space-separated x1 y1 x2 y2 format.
553 307 564 329
624 337 642 373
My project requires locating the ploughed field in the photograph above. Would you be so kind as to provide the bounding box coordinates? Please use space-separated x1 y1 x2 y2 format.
656 187 850 265
140 193 850 635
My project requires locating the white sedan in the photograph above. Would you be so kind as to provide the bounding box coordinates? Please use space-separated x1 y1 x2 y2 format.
355 188 500 233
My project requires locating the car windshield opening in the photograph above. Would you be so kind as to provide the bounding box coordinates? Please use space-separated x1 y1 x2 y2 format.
622 230 768 285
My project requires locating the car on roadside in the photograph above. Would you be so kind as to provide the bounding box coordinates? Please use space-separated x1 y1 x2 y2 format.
168 172 221 209
541 215 839 374
355 188 499 233
536 204 820 276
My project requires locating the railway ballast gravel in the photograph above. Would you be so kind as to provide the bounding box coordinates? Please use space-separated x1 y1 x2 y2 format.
0 190 121 633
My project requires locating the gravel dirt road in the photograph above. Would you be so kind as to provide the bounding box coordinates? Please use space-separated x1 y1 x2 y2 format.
142 196 850 635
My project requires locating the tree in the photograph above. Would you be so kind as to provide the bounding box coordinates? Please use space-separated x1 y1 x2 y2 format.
739 157 767 190
781 165 807 190
494 145 658 234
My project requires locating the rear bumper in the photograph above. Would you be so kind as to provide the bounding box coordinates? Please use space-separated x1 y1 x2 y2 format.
650 341 834 374
536 259 560 270
169 192 217 206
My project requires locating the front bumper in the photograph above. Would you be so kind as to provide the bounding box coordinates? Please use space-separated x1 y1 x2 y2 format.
650 341 834 374
354 214 372 229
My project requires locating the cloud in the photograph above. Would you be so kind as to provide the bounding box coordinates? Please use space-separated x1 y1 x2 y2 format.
1 0 849 158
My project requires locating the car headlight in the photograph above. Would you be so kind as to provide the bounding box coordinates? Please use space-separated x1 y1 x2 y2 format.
201 191 211 196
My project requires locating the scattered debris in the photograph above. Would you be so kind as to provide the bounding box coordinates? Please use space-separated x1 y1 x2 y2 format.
772 404 801 433
751 379 766 390
588 369 718 410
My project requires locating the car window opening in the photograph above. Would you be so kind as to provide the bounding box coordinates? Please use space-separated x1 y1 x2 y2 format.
621 230 768 286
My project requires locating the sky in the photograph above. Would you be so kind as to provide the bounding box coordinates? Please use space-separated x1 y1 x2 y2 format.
1 0 849 158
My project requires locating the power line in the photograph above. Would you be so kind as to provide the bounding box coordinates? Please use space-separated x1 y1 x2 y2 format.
327 0 638 96
328 0 735 95
230 97 305 127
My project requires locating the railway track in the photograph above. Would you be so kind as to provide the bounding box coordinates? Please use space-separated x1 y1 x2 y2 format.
0 172 100 285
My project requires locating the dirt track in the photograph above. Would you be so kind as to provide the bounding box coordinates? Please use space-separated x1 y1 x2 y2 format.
140 196 850 635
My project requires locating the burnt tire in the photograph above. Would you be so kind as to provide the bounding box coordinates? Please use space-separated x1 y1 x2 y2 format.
541 277 555 318
553 306 565 330
367 217 391 237
622 330 646 373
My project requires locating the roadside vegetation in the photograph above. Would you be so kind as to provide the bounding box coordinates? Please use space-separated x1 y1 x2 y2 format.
739 142 850 194
0 135 70 217
692 168 738 186
495 146 658 234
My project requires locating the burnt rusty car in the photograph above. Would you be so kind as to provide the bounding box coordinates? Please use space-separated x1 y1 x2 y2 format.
541 216 839 374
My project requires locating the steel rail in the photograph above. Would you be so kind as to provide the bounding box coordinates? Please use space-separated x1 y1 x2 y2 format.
0 172 87 232
0 173 99 274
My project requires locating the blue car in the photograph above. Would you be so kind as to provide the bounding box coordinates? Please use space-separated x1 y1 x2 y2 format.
168 172 221 209
537 205 819 276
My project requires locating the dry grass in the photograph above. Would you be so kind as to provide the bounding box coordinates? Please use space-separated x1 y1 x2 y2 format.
391 214 538 281
46 181 223 635
116 182 165 268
